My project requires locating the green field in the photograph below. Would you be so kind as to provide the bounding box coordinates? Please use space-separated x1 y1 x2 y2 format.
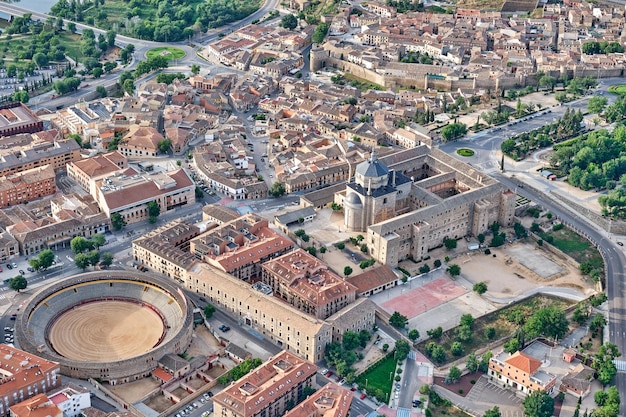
541 227 603 269
146 47 185 62
355 354 395 402
609 84 626 96
456 148 475 157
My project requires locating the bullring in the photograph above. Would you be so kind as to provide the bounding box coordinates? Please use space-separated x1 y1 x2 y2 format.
15 271 194 384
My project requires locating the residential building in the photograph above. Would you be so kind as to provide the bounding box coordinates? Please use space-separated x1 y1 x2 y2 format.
201 204 240 225
0 165 56 209
117 126 163 158
0 135 81 177
46 384 91 417
66 151 128 196
0 103 43 137
212 351 317 417
9 394 62 417
8 194 110 255
261 249 357 320
185 263 333 362
559 363 594 398
95 168 195 225
489 350 557 396
0 344 61 416
0 228 18 262
283 383 353 417
189 214 293 281
132 219 200 281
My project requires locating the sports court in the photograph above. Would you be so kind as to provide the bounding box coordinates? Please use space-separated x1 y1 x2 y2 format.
379 277 467 319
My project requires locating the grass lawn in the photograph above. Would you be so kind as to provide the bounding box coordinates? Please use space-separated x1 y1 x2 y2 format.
456 148 475 157
542 227 603 269
355 353 395 402
146 47 186 61
56 33 85 62
609 84 626 96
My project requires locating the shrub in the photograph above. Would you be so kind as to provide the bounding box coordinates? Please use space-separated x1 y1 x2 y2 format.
336 242 345 250
484 248 491 255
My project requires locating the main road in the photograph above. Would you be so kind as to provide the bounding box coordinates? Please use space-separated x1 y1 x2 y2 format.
439 82 626 415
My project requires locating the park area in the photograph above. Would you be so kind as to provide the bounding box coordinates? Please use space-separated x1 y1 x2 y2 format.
355 353 396 402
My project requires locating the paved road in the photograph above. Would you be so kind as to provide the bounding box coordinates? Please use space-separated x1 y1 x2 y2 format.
438 85 626 415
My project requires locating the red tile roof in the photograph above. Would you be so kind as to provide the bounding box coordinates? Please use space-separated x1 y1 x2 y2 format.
505 351 542 375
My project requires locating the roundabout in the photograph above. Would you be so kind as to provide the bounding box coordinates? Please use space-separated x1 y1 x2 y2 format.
15 271 193 384
146 47 186 61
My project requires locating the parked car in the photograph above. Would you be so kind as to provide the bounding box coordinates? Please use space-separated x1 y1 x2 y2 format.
6 264 12 270
27 267 34 272
218 324 230 332
618 242 624 246
360 393 366 400
325 371 333 378
319 368 328 375
11 263 16 268
18 270 25 275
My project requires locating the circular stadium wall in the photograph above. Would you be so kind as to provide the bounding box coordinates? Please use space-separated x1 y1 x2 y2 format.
15 271 194 384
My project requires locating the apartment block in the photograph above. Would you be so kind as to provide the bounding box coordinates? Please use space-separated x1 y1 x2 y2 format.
9 394 62 417
190 214 293 281
96 168 195 225
0 344 61 416
489 351 557 396
0 135 81 177
46 384 91 417
0 165 56 208
261 249 357 320
66 151 128 196
283 383 353 417
213 351 317 417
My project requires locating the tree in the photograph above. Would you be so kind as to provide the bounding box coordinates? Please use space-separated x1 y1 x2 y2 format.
157 139 172 153
431 345 446 363
440 122 468 141
100 252 114 269
342 331 360 350
389 311 409 329
96 85 107 97
204 303 216 318
191 64 200 75
447 264 461 277
269 181 286 197
484 327 496 340
71 236 91 254
455 324 472 342
524 306 569 339
344 266 353 277
86 251 100 268
29 249 55 271
67 21 76 33
427 327 443 340
523 390 554 417
434 259 442 268
106 30 116 48
484 406 501 417
358 329 371 348
450 341 463 356
394 340 410 361
74 253 90 271
32 52 48 69
147 201 161 219
123 78 135 95
280 14 298 30
312 22 330 44
9 275 27 292
447 366 461 383
408 329 420 342
466 352 479 373
111 213 126 230
460 314 474 329
473 281 488 294
92 233 106 249
503 337 520 354
592 342 621 386
588 96 608 114
444 238 457 250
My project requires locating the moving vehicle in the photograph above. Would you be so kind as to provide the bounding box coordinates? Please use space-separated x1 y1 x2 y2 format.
218 324 230 332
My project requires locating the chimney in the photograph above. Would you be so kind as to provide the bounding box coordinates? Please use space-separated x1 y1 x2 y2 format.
391 169 396 187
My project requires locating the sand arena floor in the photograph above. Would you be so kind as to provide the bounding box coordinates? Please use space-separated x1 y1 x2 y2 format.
48 301 164 362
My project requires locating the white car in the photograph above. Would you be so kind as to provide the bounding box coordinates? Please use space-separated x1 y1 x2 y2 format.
319 368 328 375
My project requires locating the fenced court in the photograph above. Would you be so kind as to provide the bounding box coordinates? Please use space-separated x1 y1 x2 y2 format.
379 277 467 319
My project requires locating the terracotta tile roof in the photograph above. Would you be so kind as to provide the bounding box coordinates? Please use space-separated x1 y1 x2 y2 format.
102 169 193 211
9 394 61 417
70 152 124 177
152 367 173 383
123 126 163 151
284 383 353 417
505 351 542 375
347 265 399 294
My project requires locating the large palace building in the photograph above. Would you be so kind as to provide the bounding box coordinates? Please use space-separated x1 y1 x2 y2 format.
335 145 516 267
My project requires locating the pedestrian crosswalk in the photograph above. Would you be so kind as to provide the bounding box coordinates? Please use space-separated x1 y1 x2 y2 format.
396 408 411 417
614 359 626 372
408 351 416 360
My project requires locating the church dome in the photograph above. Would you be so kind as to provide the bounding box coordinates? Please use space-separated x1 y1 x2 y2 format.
355 151 389 179
345 192 362 206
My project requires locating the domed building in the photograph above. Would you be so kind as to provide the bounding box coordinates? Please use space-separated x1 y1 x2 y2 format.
344 150 412 232
333 145 516 267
